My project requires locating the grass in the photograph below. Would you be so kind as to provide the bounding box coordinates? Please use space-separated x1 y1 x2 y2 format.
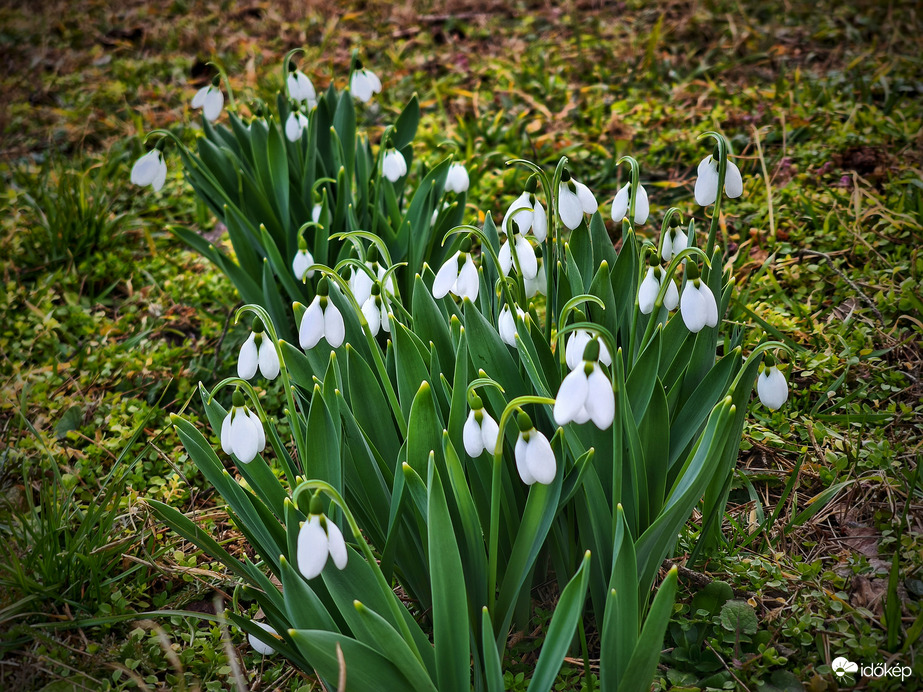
1 0 921 689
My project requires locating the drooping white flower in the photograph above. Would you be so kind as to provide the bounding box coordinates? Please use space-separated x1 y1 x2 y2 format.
502 189 547 242
191 82 224 122
564 329 611 371
498 304 526 348
498 233 538 279
554 349 614 430
660 227 688 263
514 414 556 485
382 148 407 182
638 266 679 315
299 282 346 349
312 203 322 225
463 400 500 457
432 249 479 302
349 266 374 306
297 511 348 580
695 155 744 206
238 320 280 380
248 622 281 656
680 275 719 333
361 287 391 337
287 68 317 109
757 364 788 410
610 182 650 225
445 163 469 194
220 392 266 464
293 247 315 282
558 173 597 230
350 66 382 103
285 110 309 142
130 150 168 192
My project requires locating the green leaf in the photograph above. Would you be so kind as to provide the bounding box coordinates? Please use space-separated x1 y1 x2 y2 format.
719 600 758 635
691 581 733 616
392 94 420 149
352 601 438 691
617 567 678 692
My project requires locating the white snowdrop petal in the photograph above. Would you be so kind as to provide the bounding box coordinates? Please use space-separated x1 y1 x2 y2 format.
324 304 346 348
526 433 556 485
297 516 329 579
285 113 304 142
598 339 611 367
203 89 224 121
362 297 380 337
247 410 265 452
672 231 688 256
573 406 591 424
498 240 513 276
299 297 325 349
758 367 788 410
220 413 234 455
574 181 598 214
350 269 373 307
350 72 371 102
695 156 719 206
724 160 744 198
433 253 460 298
585 366 615 429
312 204 322 224
463 412 485 457
258 340 280 379
515 235 538 280
248 622 279 656
238 333 259 380
498 306 517 347
638 268 660 315
503 192 533 236
532 201 547 242
480 413 499 455
554 369 589 425
293 250 314 281
515 436 536 485
326 519 349 570
366 70 382 94
191 86 209 108
456 257 479 301
130 152 158 186
663 279 679 312
379 304 391 333
680 284 708 333
634 184 650 225
610 184 630 222
446 163 469 193
231 412 259 463
565 330 590 371
699 283 719 327
152 158 168 192
558 185 583 230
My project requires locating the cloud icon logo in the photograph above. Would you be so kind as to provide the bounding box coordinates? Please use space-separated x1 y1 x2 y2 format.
832 657 859 677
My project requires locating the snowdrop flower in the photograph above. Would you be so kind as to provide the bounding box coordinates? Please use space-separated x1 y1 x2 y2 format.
286 64 317 109
757 359 788 410
660 220 688 263
361 284 391 337
565 328 611 371
524 257 546 298
312 203 322 225
220 391 266 464
498 231 538 280
131 149 168 192
248 622 281 656
445 162 469 194
695 153 743 207
349 62 382 103
238 318 280 380
433 242 479 302
638 266 679 315
610 182 650 225
293 237 315 281
299 279 346 349
297 494 348 580
514 412 556 485
285 109 309 142
349 265 374 306
554 339 614 430
382 148 407 183
498 304 526 348
502 177 547 242
191 78 224 122
679 266 719 333
463 394 500 457
558 170 598 230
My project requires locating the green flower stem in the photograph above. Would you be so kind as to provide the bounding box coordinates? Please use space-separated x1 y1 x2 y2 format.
208 61 235 111
488 395 556 614
308 265 408 437
292 480 425 666
369 126 395 241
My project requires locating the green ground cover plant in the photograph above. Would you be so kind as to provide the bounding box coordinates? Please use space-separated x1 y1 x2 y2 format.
1 1 920 690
